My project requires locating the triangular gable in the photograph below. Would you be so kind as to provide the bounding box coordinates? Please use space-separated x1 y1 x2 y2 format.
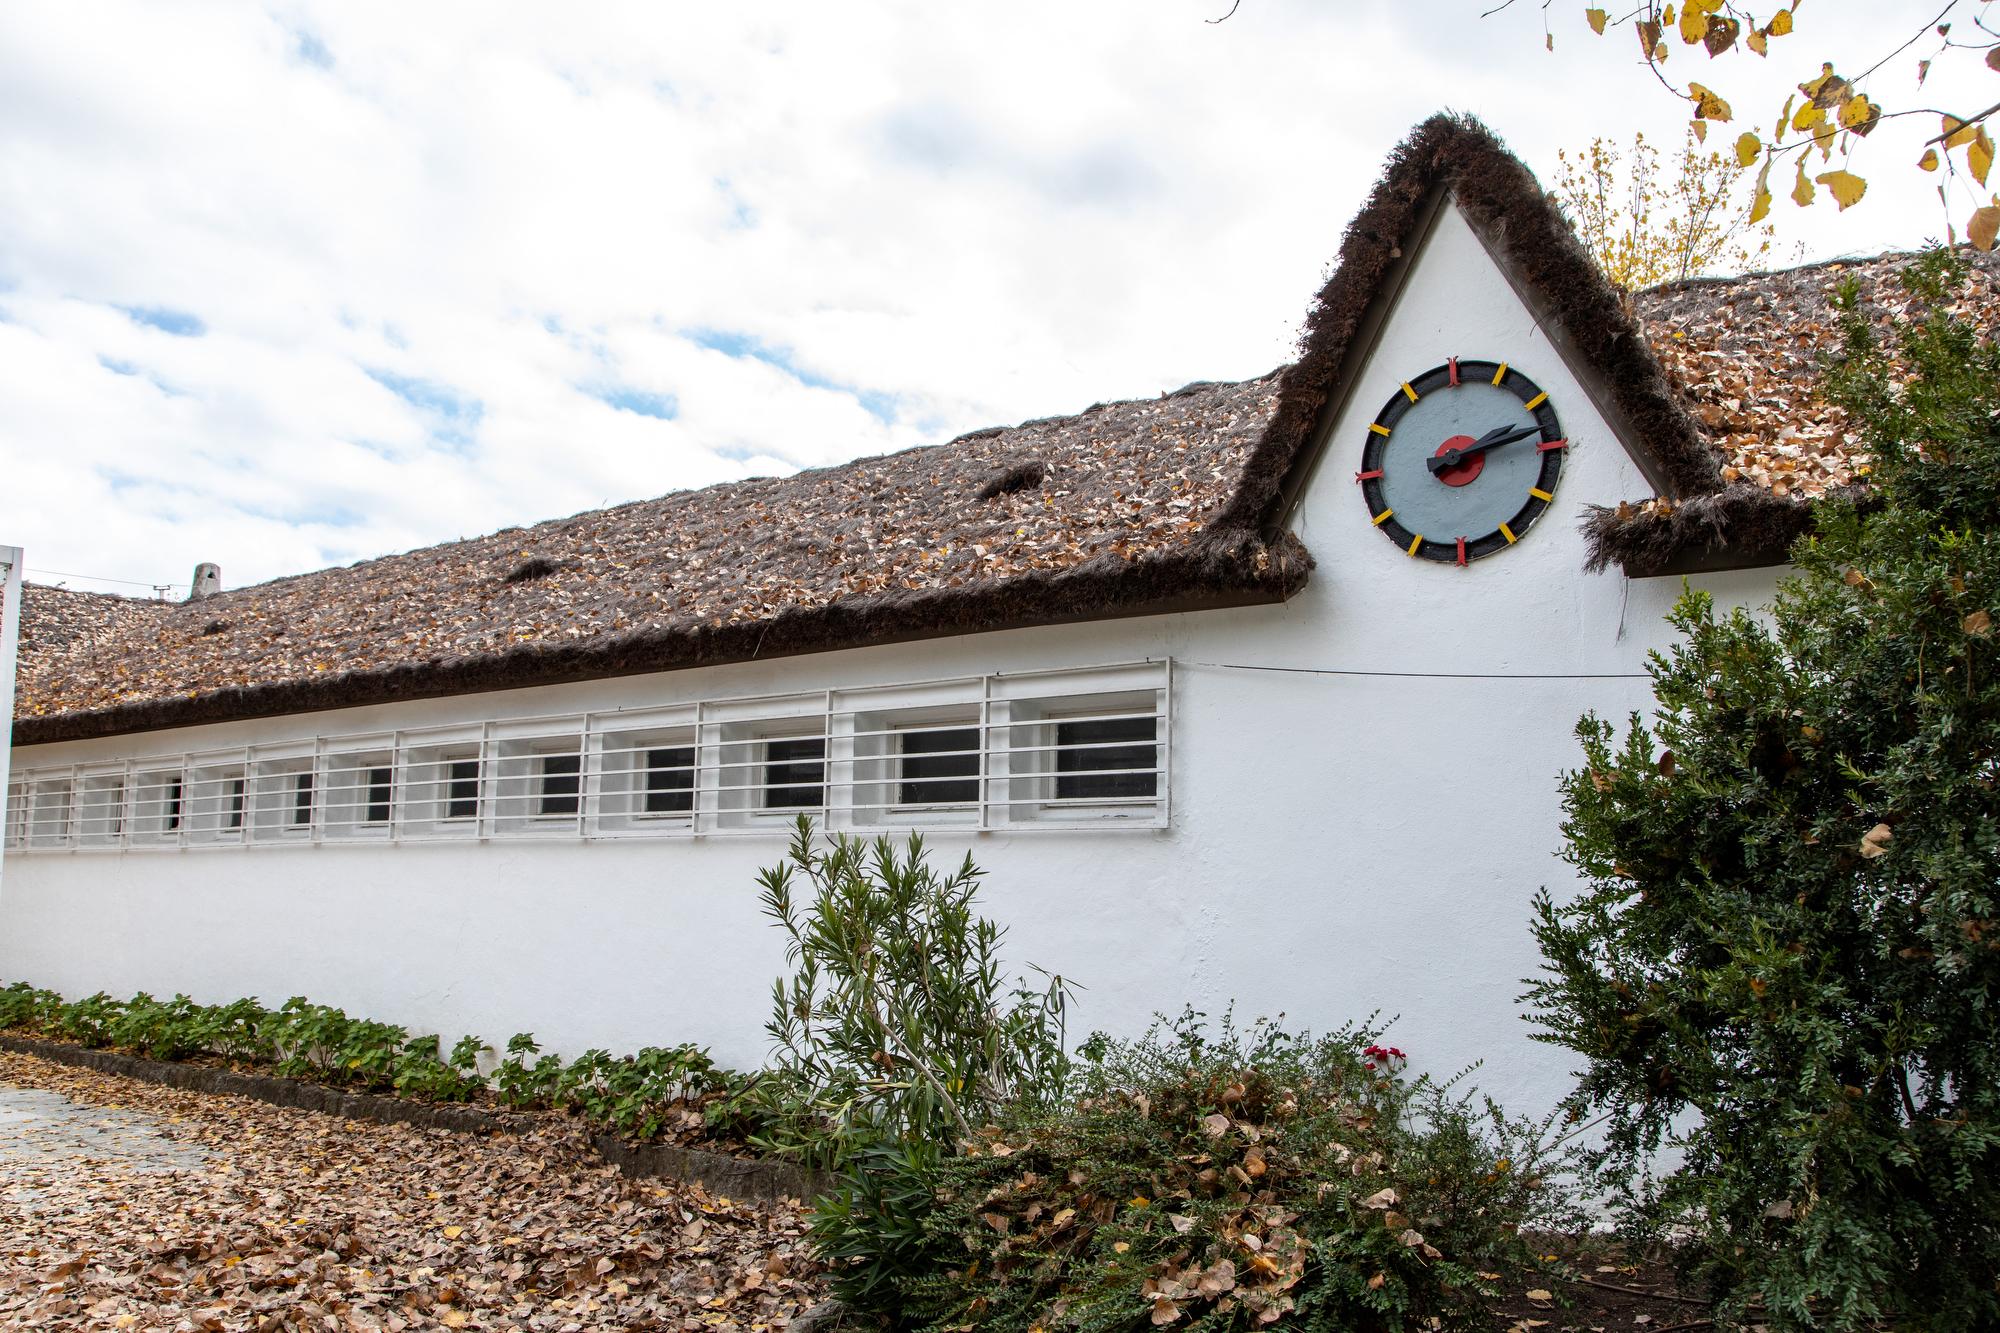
1216 113 1724 546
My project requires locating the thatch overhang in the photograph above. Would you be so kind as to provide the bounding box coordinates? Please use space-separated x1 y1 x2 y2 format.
14 376 1308 747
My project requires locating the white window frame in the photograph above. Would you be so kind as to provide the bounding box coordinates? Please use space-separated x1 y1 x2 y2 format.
3 660 1171 850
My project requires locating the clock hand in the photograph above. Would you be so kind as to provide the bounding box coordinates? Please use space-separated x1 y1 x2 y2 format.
1426 423 1542 475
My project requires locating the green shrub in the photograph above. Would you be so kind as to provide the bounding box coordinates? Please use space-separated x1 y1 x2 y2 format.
1530 249 2000 1331
832 1010 1563 1332
757 817 1075 1169
0 979 729 1129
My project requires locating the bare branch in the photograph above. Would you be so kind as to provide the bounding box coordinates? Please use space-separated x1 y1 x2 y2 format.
1204 0 1242 23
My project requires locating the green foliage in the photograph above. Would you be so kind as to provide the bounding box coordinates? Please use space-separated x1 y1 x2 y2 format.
0 978 752 1139
844 1010 1563 1332
1531 248 2000 1330
758 817 1076 1168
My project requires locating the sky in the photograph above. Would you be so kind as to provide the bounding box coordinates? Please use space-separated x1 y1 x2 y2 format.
1 1 1990 597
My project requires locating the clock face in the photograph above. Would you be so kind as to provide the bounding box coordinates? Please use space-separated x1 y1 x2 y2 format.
1357 358 1567 564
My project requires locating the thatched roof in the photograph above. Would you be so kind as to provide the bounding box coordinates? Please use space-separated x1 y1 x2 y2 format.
15 375 1308 744
1587 247 2000 575
15 114 1985 746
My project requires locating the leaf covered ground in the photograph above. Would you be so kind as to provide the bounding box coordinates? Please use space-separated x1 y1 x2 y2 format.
0 1050 826 1331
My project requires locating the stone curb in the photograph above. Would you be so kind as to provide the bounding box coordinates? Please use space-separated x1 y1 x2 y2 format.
591 1132 831 1205
0 1033 830 1203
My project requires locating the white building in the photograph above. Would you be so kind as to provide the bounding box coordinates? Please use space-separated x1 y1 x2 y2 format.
5 117 1974 1114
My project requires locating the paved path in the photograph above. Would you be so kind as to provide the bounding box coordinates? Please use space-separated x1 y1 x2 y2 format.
0 1051 821 1330
0 1084 210 1179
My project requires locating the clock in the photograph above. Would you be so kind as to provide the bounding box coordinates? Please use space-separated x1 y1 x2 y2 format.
1356 358 1567 564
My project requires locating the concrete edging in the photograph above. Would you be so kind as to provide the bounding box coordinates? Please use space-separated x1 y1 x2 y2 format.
0 1033 830 1203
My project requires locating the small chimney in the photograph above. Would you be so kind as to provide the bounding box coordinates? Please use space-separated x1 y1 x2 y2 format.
189 562 221 600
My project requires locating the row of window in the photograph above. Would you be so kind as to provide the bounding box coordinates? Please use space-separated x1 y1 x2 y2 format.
3 662 1170 850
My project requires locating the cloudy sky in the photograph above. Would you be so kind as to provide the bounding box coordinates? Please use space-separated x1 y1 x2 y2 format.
1 1 1988 596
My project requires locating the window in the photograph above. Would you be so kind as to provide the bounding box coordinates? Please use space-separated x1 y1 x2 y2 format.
644 746 696 815
27 778 73 847
447 759 480 820
539 753 581 816
80 773 127 846
1055 716 1158 802
763 736 825 810
365 766 393 825
5 661 1169 848
898 726 980 807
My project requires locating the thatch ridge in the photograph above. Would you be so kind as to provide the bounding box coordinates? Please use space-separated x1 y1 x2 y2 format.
1218 112 1721 540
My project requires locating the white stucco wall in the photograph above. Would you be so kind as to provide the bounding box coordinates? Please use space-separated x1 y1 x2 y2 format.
0 204 1782 1116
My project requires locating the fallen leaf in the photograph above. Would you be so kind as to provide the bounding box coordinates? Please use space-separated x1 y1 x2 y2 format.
1860 823 1893 859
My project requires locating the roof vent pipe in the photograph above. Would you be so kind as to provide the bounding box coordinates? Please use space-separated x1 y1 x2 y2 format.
189 563 221 600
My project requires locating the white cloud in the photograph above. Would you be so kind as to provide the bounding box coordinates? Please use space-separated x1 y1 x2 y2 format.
0 0 1982 594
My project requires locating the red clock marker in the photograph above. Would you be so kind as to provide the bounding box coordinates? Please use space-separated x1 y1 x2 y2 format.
1456 536 1468 566
1447 356 1460 387
1538 438 1569 452
1355 468 1384 483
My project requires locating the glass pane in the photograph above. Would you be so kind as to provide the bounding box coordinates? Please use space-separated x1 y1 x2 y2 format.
644 746 695 814
1055 717 1157 800
763 737 824 809
899 727 979 805
539 754 581 816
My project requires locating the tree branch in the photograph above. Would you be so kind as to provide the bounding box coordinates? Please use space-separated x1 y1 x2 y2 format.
1925 98 2000 143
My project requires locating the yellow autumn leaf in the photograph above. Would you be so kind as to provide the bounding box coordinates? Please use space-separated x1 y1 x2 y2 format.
1792 159 1815 207
1750 155 1775 223
1943 115 1979 151
1692 118 1708 142
1919 148 1940 171
443 1224 464 1239
1679 3 1708 43
1839 95 1880 137
1747 27 1767 55
1586 7 1607 34
1972 205 2000 253
1689 81 1731 121
1971 128 1994 188
1792 101 1825 132
1768 8 1792 35
1817 170 1866 210
1735 132 1761 167
1775 94 1795 141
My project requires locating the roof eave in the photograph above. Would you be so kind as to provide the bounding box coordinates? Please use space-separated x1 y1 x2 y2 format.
12 536 1313 748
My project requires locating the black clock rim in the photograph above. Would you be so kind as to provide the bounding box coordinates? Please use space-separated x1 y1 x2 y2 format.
1358 359 1564 564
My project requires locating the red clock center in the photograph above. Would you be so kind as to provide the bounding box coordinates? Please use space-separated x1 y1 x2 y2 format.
1433 435 1486 488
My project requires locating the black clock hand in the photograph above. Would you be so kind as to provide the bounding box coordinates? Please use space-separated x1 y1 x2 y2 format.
1426 423 1542 474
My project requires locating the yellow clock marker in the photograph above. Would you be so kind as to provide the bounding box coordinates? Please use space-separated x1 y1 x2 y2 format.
1491 361 1508 386
1368 422 1391 436
1529 486 1554 502
1400 382 1419 403
1524 391 1548 410
1499 522 1518 544
1372 508 1394 526
1407 532 1424 556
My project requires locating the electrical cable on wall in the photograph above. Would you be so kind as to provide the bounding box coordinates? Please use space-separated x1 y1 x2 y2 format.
1189 660 1651 681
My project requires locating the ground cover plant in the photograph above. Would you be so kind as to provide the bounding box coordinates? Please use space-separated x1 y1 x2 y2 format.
1531 249 2000 1330
0 980 764 1148
839 1010 1567 1332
